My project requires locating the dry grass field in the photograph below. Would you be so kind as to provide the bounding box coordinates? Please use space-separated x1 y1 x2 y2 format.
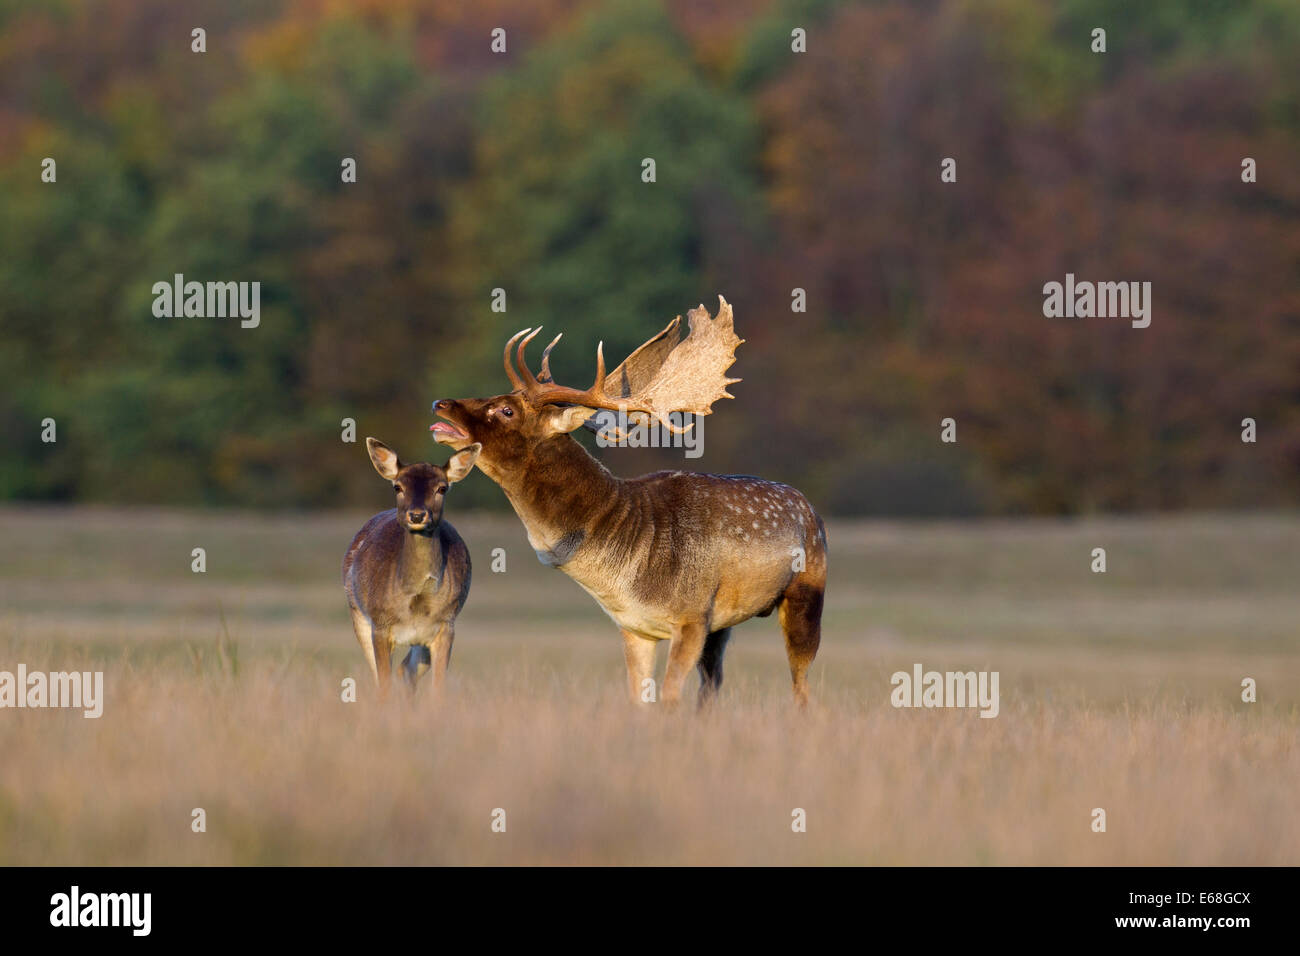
0 505 1296 865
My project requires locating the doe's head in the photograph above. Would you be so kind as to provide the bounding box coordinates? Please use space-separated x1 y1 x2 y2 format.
365 437 480 533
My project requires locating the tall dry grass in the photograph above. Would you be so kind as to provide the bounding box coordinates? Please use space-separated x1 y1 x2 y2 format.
0 506 1296 864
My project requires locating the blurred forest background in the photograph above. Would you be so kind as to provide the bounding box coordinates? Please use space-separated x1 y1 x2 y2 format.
2 0 1297 516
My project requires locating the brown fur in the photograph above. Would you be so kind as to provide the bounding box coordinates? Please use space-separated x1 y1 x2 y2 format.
342 439 479 697
432 395 827 707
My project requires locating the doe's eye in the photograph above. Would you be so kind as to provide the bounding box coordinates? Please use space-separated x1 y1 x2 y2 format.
500 406 514 418
438 485 449 495
393 484 402 493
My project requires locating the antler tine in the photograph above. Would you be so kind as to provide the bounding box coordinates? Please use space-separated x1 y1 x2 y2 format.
517 337 612 408
657 413 694 435
538 333 563 384
503 328 531 391
597 419 632 444
625 408 695 435
592 341 607 394
516 327 543 389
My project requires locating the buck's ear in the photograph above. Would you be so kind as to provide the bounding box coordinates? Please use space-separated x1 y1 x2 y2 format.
445 443 481 484
540 404 596 437
366 438 402 481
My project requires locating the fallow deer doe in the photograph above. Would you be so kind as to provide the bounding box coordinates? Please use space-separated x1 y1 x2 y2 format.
343 438 480 696
431 297 827 708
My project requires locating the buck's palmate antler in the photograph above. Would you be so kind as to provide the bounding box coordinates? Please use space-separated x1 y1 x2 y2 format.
505 297 744 434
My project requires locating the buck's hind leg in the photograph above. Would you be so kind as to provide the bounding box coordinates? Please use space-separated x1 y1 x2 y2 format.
696 628 731 709
778 578 823 709
350 607 379 686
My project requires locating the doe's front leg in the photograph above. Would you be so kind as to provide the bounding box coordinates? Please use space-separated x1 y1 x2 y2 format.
371 633 394 699
429 622 455 691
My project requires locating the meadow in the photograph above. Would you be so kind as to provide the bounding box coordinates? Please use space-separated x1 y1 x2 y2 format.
0 505 1296 865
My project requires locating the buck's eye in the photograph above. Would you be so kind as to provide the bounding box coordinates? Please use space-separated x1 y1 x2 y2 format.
500 406 514 418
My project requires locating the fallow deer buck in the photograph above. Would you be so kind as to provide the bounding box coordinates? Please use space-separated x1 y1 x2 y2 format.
431 297 827 708
343 438 480 696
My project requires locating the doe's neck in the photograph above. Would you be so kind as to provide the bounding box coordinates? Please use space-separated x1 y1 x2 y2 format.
396 524 442 589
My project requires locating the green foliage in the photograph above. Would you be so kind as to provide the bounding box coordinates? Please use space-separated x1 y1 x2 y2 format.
1 0 1297 515
1 8 444 505
439 0 763 402
732 0 846 91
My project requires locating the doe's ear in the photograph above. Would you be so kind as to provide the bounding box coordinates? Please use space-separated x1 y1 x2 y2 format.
540 405 596 438
366 438 402 481
444 443 481 484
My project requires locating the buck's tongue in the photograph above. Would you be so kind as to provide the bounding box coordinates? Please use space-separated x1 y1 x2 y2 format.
430 422 465 440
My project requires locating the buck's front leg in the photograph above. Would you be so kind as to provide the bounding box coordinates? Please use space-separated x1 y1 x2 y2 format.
660 621 708 708
621 629 657 704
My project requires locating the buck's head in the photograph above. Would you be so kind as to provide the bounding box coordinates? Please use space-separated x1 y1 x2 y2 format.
432 296 742 480
366 437 480 533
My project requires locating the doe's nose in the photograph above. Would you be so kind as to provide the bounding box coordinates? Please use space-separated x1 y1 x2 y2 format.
407 510 428 524
432 399 449 412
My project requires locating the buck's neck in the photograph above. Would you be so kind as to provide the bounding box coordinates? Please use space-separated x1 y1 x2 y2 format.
396 525 443 591
484 435 623 558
